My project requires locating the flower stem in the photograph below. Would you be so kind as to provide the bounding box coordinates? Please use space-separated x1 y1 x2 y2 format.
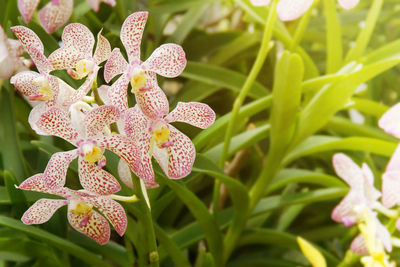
110 194 139 203
132 175 159 267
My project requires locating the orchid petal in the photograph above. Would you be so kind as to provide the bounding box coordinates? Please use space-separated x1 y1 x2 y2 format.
153 125 195 179
36 107 80 144
117 159 133 188
63 66 100 105
338 0 359 9
331 191 364 225
382 171 400 208
376 216 392 252
96 85 111 105
10 71 41 97
379 103 400 139
18 0 41 23
17 174 49 193
27 46 54 74
361 163 381 204
44 150 78 189
250 0 271 6
332 153 364 190
38 0 73 34
142 44 186 78
88 196 127 236
104 48 128 83
166 102 216 129
70 101 92 138
78 157 121 195
123 105 149 138
0 27 15 79
86 0 116 12
8 39 26 57
107 74 130 112
68 209 110 245
93 30 111 65
135 73 169 119
11 26 44 54
99 135 155 182
120 12 148 62
49 23 95 70
85 105 120 139
350 234 368 255
22 199 67 224
276 0 314 22
28 103 50 135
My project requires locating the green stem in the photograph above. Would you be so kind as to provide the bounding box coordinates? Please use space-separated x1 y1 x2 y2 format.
132 176 159 267
290 6 312 50
323 0 343 73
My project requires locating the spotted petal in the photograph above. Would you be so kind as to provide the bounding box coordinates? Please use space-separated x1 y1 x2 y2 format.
44 150 78 190
135 73 169 119
117 159 134 188
100 135 155 182
120 12 148 62
17 174 49 193
332 153 363 191
123 105 149 138
36 107 80 144
68 208 110 245
85 105 120 138
78 157 121 195
88 196 127 236
142 44 186 78
338 0 359 9
276 0 314 22
166 102 216 129
107 74 130 112
153 125 195 179
104 48 128 83
63 66 100 105
38 0 73 34
0 27 15 79
18 0 41 23
93 30 111 65
10 71 41 97
379 103 400 139
49 23 95 69
11 26 44 54
22 199 67 225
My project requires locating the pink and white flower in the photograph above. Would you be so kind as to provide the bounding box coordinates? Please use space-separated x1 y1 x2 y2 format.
17 173 126 245
250 0 359 21
104 12 186 119
122 102 215 182
17 0 116 33
48 23 111 104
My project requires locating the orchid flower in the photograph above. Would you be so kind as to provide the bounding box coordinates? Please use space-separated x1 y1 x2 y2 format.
250 0 359 21
122 102 215 183
104 12 186 119
18 0 115 33
0 26 30 79
33 104 142 196
10 26 96 134
17 173 126 245
48 23 111 104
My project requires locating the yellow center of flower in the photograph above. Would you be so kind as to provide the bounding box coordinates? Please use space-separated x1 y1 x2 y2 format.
371 252 385 265
69 201 93 215
76 59 94 79
83 145 104 163
31 77 53 101
130 69 147 94
153 126 170 148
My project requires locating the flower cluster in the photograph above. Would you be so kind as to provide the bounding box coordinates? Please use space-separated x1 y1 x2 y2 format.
330 101 400 266
11 11 215 244
18 0 115 33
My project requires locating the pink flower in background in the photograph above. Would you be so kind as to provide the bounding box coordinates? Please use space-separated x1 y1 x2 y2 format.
0 26 30 78
18 0 116 33
122 102 215 182
104 11 186 119
250 0 359 21
331 153 381 226
17 173 126 245
48 23 111 104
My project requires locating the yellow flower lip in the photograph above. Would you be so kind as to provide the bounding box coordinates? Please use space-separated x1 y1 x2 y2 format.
130 67 147 94
30 76 53 101
83 145 104 164
69 200 93 215
75 59 95 79
153 125 171 149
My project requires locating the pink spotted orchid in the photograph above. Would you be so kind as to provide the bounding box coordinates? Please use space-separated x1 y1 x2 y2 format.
10 26 96 134
250 0 359 21
18 0 115 33
104 12 186 119
48 23 111 104
0 26 31 79
17 173 127 245
33 104 143 196
331 153 392 255
122 102 215 183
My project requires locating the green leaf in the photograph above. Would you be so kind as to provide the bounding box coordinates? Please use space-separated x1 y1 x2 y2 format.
181 61 269 99
156 173 224 266
0 216 110 267
3 171 27 217
323 0 342 73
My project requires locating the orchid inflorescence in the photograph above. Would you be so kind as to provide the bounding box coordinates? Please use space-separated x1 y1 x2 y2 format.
330 102 400 266
10 11 215 244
